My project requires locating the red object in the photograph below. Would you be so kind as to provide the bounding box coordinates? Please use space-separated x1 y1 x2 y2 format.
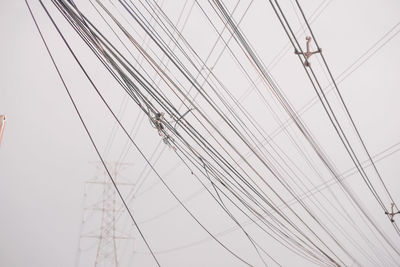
0 115 5 146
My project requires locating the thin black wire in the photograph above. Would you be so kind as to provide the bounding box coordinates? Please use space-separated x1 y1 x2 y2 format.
125 0 396 262
39 1 384 266
85 2 350 266
273 0 400 235
24 1 161 266
70 6 330 266
208 1 356 265
26 1 332 266
272 0 385 211
38 2 256 265
208 0 398 264
295 0 398 210
267 0 400 255
137 139 400 261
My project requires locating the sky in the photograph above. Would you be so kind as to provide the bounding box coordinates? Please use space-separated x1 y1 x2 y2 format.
1 0 400 267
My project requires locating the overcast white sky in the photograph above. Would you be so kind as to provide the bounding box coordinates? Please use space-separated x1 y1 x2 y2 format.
1 0 400 266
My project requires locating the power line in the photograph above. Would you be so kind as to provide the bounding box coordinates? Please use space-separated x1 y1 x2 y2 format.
25 1 161 265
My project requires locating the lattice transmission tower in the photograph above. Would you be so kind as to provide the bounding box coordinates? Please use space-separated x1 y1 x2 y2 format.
76 162 136 267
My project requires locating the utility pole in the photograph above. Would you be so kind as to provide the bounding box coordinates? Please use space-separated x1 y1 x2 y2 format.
76 162 135 267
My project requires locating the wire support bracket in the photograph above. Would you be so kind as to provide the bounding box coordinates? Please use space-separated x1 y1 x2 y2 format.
294 36 322 67
385 203 400 222
150 111 176 151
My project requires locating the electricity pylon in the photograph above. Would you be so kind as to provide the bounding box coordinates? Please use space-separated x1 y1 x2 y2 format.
76 162 135 267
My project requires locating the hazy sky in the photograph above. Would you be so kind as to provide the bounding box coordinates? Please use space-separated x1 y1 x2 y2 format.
1 1 400 266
